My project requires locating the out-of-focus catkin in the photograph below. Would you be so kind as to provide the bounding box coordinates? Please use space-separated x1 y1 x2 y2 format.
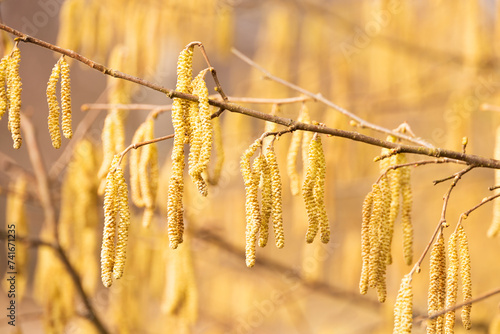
208 115 224 185
60 57 72 139
427 232 446 334
266 143 284 248
47 60 61 148
444 230 459 332
488 125 500 237
458 225 472 330
7 47 22 149
393 274 413 334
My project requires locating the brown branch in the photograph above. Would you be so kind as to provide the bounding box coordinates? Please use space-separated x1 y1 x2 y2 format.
3 23 500 169
425 287 500 321
231 48 434 148
117 133 175 166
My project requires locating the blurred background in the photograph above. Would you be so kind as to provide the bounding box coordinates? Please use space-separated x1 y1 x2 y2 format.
1 0 500 333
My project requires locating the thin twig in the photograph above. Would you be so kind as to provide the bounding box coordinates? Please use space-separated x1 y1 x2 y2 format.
425 287 500 320
231 48 434 148
3 23 500 168
117 134 175 166
408 166 474 276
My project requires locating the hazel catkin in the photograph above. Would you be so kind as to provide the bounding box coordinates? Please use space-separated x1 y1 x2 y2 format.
47 60 61 149
393 274 413 334
60 57 72 139
444 230 459 332
0 56 8 121
7 47 22 149
457 225 472 330
427 232 446 334
359 188 374 295
266 143 284 249
259 154 272 247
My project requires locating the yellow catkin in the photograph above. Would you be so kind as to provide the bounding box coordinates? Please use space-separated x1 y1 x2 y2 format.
427 232 446 334
208 115 224 185
444 230 460 333
393 274 413 334
7 47 22 149
401 161 413 265
0 56 8 120
259 154 272 247
100 155 120 287
47 60 61 149
241 140 262 267
314 135 330 244
167 46 194 248
266 144 285 249
360 188 374 295
188 71 212 196
457 225 472 330
488 125 500 237
368 183 384 290
138 119 158 228
60 57 72 139
303 135 320 243
112 166 130 279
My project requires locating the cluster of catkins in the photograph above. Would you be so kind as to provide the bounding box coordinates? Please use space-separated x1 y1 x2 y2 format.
425 225 472 334
0 44 22 149
46 55 72 148
360 136 413 303
167 45 214 249
101 155 131 287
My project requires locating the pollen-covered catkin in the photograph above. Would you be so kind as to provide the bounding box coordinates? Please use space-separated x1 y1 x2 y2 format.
259 155 272 247
101 156 120 287
360 188 374 295
129 122 147 207
314 135 329 244
241 139 262 267
457 225 472 330
368 183 384 290
427 232 446 334
47 60 61 149
287 128 302 196
7 47 22 149
444 230 459 332
0 56 8 121
303 135 320 243
112 166 130 280
60 57 72 139
266 144 284 249
393 274 413 334
188 71 212 196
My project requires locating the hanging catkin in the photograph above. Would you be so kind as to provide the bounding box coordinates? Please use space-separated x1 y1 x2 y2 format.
303 134 329 243
427 232 446 334
259 154 272 247
241 139 262 267
112 166 130 279
47 60 61 148
129 122 148 207
444 230 459 332
266 143 285 248
7 47 22 149
207 115 224 185
393 274 413 334
60 57 72 139
286 103 311 195
138 119 159 227
359 188 374 295
167 45 194 249
457 225 472 330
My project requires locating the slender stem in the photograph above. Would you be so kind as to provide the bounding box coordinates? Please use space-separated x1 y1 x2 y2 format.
117 134 174 166
3 23 500 168
231 48 434 148
426 287 500 320
408 166 473 276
